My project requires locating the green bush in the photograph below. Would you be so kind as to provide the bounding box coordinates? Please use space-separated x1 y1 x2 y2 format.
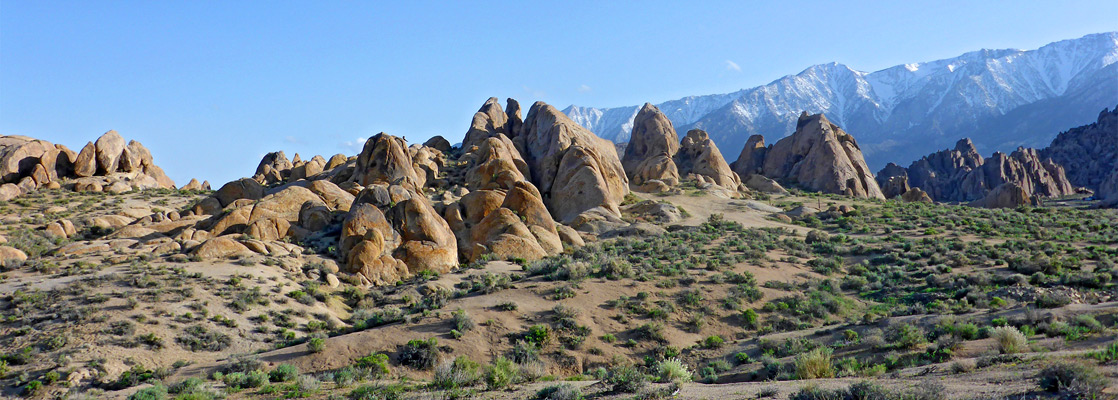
269 364 299 382
702 335 724 349
432 356 481 389
355 352 391 377
656 358 692 383
794 347 835 379
398 338 440 370
604 364 647 393
485 357 518 390
989 326 1027 354
1038 361 1109 398
535 383 583 400
886 323 926 349
127 385 168 400
307 337 326 353
349 383 405 400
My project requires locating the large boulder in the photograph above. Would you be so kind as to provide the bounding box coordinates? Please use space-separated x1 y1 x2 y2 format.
214 178 266 207
622 103 680 186
73 142 97 177
520 101 629 223
761 112 884 199
675 129 741 189
1098 171 1118 207
463 97 511 151
0 136 55 184
731 135 767 177
193 236 254 259
94 130 126 175
340 189 458 285
255 151 294 184
423 136 452 153
351 133 423 191
968 183 1036 208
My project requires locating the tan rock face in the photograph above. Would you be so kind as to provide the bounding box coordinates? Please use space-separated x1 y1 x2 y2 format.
901 187 933 203
623 103 680 186
520 101 629 223
94 130 126 175
340 190 459 285
423 136 452 153
731 135 767 177
676 129 741 189
193 236 253 259
968 183 1036 208
464 136 529 191
214 178 266 207
0 245 28 264
181 178 205 191
463 97 511 150
0 136 55 184
73 142 97 177
352 133 423 191
760 112 884 199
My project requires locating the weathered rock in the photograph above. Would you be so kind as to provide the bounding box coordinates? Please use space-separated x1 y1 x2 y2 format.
94 130 126 174
423 136 452 153
622 103 680 186
555 224 584 248
676 129 741 189
636 179 671 193
181 178 205 191
352 133 423 191
45 219 76 238
623 200 682 224
463 97 510 150
73 142 96 177
0 183 20 201
899 138 1076 204
464 135 529 191
91 215 133 229
1040 106 1117 193
214 178 265 207
193 236 254 259
731 135 767 177
0 136 55 184
520 101 629 223
325 153 349 171
743 174 787 194
0 246 28 264
255 151 293 184
901 187 933 203
968 183 1036 208
761 112 884 199
1098 171 1118 207
340 190 459 285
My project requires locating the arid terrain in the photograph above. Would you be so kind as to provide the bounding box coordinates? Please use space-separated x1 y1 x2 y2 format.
0 99 1115 400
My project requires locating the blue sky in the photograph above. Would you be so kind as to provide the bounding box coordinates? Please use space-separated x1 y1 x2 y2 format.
2 1 1116 186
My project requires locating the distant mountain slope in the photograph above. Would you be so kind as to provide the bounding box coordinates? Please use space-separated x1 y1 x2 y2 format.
563 32 1118 169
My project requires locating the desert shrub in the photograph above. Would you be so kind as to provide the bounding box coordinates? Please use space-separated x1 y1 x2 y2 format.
398 338 440 370
485 357 518 390
452 309 475 333
794 347 835 379
128 385 168 400
702 335 724 349
176 325 231 351
307 337 326 353
432 356 481 389
221 354 264 374
1091 341 1118 363
509 340 540 364
1037 361 1108 398
349 383 406 400
535 383 583 400
604 364 647 393
525 324 552 346
989 326 1027 354
886 323 926 349
789 385 843 400
355 352 391 377
656 358 692 383
269 364 299 382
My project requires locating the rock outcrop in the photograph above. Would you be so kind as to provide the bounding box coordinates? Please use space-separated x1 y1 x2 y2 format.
885 138 1077 207
730 135 767 177
463 97 512 151
675 129 742 189
442 134 563 262
351 133 424 191
744 112 884 199
968 183 1036 208
0 131 175 200
1040 105 1117 195
622 103 680 187
520 101 629 224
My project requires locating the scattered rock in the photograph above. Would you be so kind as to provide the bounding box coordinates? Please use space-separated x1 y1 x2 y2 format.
623 200 682 224
0 246 27 264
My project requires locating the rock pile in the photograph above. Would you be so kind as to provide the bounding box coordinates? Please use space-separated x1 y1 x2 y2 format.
880 138 1077 208
0 131 176 201
1040 105 1117 202
731 112 883 199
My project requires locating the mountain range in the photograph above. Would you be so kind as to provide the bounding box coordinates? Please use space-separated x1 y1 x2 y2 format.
563 32 1118 169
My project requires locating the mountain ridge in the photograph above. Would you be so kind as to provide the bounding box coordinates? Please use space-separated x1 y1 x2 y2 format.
563 32 1118 169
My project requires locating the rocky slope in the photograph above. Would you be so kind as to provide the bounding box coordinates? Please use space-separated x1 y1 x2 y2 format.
0 130 178 201
1040 105 1117 198
878 138 1077 208
735 112 884 199
565 32 1118 170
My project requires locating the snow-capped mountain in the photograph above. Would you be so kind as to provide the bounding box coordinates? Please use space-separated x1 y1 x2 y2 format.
562 32 1118 169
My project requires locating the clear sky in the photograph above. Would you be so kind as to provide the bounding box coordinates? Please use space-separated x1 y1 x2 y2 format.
2 1 1116 186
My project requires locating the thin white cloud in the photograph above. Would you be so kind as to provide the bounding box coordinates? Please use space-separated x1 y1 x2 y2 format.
285 135 300 144
340 137 366 153
725 60 742 72
577 84 592 93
